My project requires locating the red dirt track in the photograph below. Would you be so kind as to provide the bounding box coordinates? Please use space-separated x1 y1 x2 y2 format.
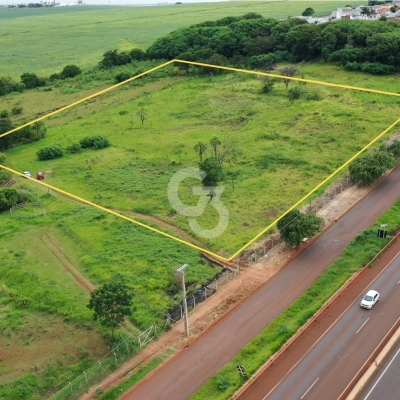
122 165 400 400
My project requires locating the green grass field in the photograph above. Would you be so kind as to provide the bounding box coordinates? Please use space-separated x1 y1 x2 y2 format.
5 63 400 255
0 181 217 398
0 1 359 79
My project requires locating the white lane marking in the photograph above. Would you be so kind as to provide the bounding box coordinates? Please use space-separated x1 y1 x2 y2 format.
263 250 400 400
363 348 400 400
356 318 370 334
300 377 319 399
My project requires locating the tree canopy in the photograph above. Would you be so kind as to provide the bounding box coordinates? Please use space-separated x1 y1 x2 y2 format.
277 209 323 248
87 274 133 341
349 151 397 186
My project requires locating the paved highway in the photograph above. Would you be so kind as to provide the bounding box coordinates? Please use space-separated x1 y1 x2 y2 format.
251 247 400 400
355 341 400 400
123 166 400 400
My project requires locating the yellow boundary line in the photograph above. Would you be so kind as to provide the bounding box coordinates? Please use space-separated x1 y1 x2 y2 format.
174 60 400 98
0 60 175 138
0 165 229 260
1 60 399 262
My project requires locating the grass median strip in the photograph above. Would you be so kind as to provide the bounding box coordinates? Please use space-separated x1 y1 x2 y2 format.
190 199 400 399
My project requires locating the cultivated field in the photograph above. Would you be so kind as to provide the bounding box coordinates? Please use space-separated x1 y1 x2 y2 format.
5 63 400 255
0 0 356 78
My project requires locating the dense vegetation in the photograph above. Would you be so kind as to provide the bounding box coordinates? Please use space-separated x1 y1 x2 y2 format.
145 14 400 75
0 118 46 151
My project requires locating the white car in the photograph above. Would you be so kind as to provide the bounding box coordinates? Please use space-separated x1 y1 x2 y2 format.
23 171 32 177
360 290 380 309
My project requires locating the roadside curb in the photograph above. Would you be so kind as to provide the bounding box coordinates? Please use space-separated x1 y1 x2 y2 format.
345 322 400 400
231 233 399 399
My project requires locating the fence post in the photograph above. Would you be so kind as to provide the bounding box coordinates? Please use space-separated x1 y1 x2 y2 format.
98 360 102 371
193 294 196 309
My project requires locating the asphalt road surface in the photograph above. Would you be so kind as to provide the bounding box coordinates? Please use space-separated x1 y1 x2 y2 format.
355 340 400 400
242 242 400 400
123 165 400 400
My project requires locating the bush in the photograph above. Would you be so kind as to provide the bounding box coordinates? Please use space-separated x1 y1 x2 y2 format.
288 86 302 100
49 73 61 81
216 375 230 392
79 135 111 150
20 72 45 89
61 64 82 79
0 187 27 211
360 62 396 75
349 151 396 186
11 106 23 115
129 48 147 61
66 142 82 154
0 109 9 118
115 72 131 83
0 169 11 184
37 145 64 161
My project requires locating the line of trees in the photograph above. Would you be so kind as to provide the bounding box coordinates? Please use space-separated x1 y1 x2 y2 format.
0 117 46 151
2 12 400 99
146 14 400 75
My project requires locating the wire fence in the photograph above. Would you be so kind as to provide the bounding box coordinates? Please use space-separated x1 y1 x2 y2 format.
10 201 47 218
238 176 354 266
51 268 239 399
165 268 239 324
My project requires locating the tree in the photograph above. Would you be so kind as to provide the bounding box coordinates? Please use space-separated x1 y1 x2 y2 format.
361 6 371 16
87 274 133 341
349 151 396 186
0 169 11 185
277 209 323 249
379 15 387 21
390 6 396 13
194 141 208 161
302 7 314 16
198 156 224 186
278 66 300 89
129 48 147 61
61 64 82 79
137 109 147 125
36 145 64 161
20 72 45 89
0 187 27 211
209 136 221 156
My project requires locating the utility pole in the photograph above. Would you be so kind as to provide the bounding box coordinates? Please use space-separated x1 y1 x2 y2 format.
177 264 189 337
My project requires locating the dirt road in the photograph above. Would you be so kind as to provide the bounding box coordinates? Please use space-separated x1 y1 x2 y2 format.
120 167 400 399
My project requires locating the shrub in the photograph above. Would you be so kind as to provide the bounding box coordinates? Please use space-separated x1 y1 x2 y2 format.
0 187 27 211
79 135 111 150
61 65 82 79
115 72 131 83
288 86 302 100
216 375 230 392
37 145 64 160
0 169 11 184
20 72 45 89
49 73 61 81
129 48 147 61
66 142 82 154
11 106 23 115
0 109 9 118
349 151 396 186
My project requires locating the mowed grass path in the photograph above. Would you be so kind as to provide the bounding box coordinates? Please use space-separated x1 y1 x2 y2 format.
6 66 400 255
0 0 355 78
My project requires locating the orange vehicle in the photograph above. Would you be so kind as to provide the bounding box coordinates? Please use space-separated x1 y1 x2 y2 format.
37 172 45 180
